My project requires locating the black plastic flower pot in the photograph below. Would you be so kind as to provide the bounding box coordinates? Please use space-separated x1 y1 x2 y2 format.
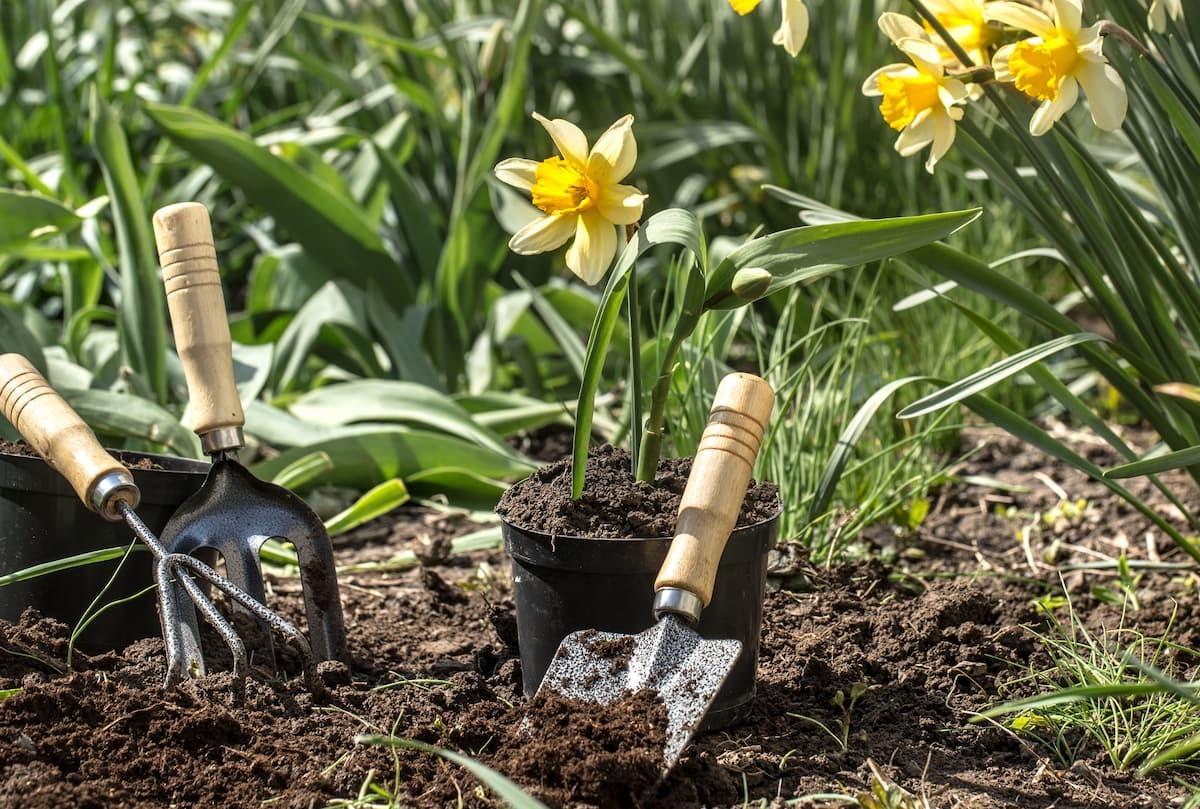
502 508 780 731
0 447 210 651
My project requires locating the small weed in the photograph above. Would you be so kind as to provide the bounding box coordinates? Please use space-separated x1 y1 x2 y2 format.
788 682 869 752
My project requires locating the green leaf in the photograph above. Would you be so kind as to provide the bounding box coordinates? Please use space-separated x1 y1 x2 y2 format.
324 479 409 536
143 103 412 302
1106 445 1200 479
250 429 536 492
0 189 80 249
456 392 571 436
898 333 1107 419
288 380 520 460
0 302 47 375
269 280 383 392
573 209 705 498
60 388 201 457
704 209 982 309
354 735 550 809
270 451 334 490
90 90 168 403
0 546 145 586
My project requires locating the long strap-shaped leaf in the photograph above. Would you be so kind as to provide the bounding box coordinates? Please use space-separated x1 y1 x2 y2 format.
898 333 1107 419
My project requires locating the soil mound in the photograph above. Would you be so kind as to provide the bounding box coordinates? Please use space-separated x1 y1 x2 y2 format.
497 444 780 537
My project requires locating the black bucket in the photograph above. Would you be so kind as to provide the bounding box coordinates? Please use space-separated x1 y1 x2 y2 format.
503 510 779 730
0 448 210 651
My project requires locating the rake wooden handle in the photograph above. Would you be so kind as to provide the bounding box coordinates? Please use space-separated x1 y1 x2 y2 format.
0 354 138 519
654 372 774 608
153 202 245 447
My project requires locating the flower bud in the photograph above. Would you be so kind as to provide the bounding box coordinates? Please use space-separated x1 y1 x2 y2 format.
478 20 508 81
731 267 772 301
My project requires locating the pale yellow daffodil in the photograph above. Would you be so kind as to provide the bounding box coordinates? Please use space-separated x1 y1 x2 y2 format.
495 113 648 285
919 0 1001 67
728 0 809 57
1145 0 1183 33
984 0 1128 136
864 14 971 173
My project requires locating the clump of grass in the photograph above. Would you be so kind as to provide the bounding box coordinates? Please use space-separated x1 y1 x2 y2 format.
978 593 1200 774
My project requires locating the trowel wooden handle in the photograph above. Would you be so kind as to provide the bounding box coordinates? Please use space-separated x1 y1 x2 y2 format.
153 202 245 445
654 373 774 609
0 354 138 519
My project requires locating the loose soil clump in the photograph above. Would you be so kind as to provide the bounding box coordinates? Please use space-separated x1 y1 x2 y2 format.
0 427 1196 807
493 689 668 807
497 444 780 538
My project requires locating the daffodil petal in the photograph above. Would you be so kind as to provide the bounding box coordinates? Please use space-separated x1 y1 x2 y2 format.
878 12 925 44
1075 61 1127 130
586 114 637 183
565 211 618 285
1053 0 1082 35
771 0 808 57
597 183 647 226
728 0 763 15
862 63 913 96
898 37 946 76
1076 23 1106 61
509 214 577 255
532 112 589 167
992 43 1016 82
494 158 540 191
1029 76 1078 135
983 2 1056 39
926 111 957 173
896 109 936 156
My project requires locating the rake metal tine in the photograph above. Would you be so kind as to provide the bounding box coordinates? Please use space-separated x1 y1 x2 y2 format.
169 559 249 680
119 501 319 692
168 552 321 693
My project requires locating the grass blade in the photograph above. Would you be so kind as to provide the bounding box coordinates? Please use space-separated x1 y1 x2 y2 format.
90 90 168 403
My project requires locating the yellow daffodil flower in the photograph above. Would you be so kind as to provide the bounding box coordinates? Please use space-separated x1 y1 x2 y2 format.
864 15 970 173
919 0 1001 67
984 0 1128 136
1145 0 1183 33
494 113 648 285
728 0 809 57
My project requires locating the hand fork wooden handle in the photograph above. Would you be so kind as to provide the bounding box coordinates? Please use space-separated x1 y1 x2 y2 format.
653 372 774 622
0 353 139 520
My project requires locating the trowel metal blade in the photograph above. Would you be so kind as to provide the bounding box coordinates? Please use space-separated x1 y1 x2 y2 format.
536 614 742 770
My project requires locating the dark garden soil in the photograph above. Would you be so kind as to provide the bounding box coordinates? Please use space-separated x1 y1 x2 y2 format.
1 425 1198 807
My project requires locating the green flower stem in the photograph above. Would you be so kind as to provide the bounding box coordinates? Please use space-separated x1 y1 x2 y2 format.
634 310 699 482
627 241 643 479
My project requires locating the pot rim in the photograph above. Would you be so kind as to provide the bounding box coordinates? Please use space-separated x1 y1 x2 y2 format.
498 502 782 544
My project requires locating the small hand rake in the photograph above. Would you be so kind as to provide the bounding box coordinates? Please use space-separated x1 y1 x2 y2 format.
0 354 318 691
151 202 348 681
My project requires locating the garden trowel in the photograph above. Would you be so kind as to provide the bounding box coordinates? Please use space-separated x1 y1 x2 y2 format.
534 372 774 773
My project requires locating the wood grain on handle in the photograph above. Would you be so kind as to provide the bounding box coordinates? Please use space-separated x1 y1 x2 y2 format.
654 372 775 607
153 202 245 437
0 354 137 517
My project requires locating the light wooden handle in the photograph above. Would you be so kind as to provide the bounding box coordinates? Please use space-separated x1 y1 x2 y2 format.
153 202 245 445
654 372 774 608
0 354 139 520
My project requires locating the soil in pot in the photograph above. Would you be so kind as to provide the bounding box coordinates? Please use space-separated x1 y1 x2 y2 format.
496 443 780 538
